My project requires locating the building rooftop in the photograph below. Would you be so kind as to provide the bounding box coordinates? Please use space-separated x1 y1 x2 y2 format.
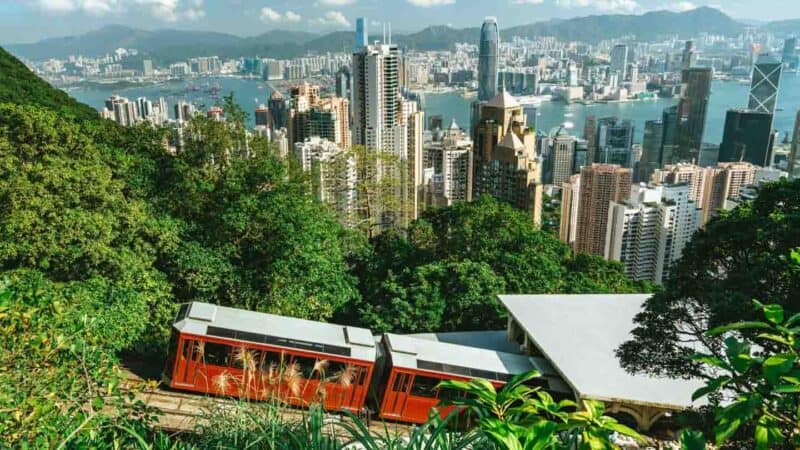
486 89 519 109
498 294 704 410
174 302 377 362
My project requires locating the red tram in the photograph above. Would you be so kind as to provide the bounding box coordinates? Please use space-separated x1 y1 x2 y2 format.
163 302 539 424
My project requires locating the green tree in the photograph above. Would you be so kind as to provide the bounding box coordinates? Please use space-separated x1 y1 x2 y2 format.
618 180 800 379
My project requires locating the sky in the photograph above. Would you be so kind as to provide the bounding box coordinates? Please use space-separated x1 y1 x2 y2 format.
2 0 800 44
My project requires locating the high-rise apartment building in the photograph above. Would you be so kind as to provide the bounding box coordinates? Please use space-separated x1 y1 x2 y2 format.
425 120 473 207
681 40 696 70
294 137 356 225
705 162 758 220
718 109 775 167
606 184 700 284
674 68 712 163
583 116 597 165
473 90 543 225
748 53 782 116
574 164 632 256
477 17 500 102
559 174 581 248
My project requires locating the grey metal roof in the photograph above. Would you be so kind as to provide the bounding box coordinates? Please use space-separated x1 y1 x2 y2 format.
384 333 536 382
174 302 376 362
498 294 704 409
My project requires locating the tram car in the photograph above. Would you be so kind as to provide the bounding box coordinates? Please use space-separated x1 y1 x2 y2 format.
163 302 545 424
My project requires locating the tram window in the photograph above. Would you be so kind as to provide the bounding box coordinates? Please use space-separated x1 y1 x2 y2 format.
410 375 441 398
438 386 463 402
230 348 261 370
262 352 285 371
293 356 321 378
182 339 194 359
204 342 230 366
327 362 362 386
392 373 410 393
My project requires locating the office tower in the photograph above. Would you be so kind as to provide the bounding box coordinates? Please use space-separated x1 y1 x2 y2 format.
595 118 635 168
567 62 579 86
606 184 700 284
574 164 632 256
698 143 720 167
255 104 269 127
355 17 368 51
425 119 473 207
473 89 542 225
610 44 629 79
674 68 712 163
551 127 577 186
573 140 589 173
789 111 800 179
477 17 500 102
783 37 797 69
748 53 782 116
428 115 444 132
718 109 775 167
681 40 696 70
141 59 154 76
638 120 663 183
335 66 351 99
659 105 679 166
559 174 581 248
294 137 356 224
405 102 425 223
268 90 287 130
583 116 597 165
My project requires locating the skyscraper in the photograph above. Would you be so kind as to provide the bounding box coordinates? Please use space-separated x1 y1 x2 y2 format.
477 17 500 102
425 119 473 207
254 104 269 128
551 127 577 186
748 53 782 116
638 120 663 183
681 40 696 70
583 116 597 165
782 37 797 69
268 90 287 130
610 45 629 80
595 118 635 168
352 43 402 153
789 110 800 179
355 17 368 51
674 68 712 163
473 89 542 225
574 164 632 256
718 109 775 167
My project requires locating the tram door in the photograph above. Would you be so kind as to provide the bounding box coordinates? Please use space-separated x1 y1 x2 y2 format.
382 371 411 418
173 338 203 387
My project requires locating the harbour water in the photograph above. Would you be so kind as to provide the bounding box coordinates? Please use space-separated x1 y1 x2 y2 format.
64 72 800 144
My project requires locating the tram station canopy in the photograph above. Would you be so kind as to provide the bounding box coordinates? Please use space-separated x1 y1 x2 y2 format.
498 294 704 410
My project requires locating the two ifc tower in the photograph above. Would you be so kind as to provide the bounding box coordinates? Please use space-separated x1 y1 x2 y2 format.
354 16 501 103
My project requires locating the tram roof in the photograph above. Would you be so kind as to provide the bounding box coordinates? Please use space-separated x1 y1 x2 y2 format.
173 302 377 363
499 294 705 410
383 333 538 383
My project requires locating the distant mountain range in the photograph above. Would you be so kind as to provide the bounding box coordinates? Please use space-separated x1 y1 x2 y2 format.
5 7 795 63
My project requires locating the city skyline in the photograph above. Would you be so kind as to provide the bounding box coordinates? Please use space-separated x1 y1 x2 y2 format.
4 0 800 44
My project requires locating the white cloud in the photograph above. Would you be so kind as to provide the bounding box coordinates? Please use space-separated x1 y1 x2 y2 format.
511 0 544 4
318 0 356 5
407 0 455 7
555 0 639 13
666 1 697 12
312 10 350 27
285 10 301 22
259 7 281 22
35 0 204 20
260 7 300 24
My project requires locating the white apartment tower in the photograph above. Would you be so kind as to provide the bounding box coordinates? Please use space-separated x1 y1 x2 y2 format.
605 184 700 284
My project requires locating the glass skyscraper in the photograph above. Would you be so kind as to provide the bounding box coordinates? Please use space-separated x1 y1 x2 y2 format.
477 17 499 102
355 17 368 51
748 53 782 116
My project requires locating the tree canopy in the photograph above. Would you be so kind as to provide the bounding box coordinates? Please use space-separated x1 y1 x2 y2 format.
618 179 800 378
